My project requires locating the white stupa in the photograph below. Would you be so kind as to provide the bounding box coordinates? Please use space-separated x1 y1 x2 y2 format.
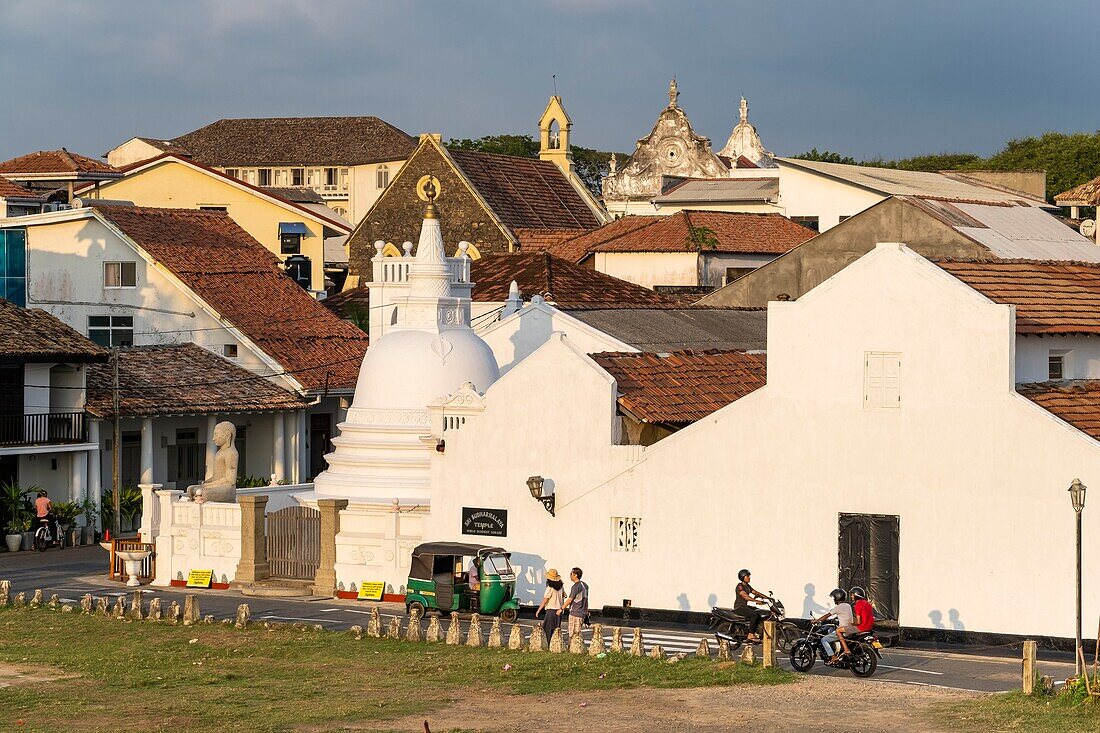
719 96 776 168
312 189 500 502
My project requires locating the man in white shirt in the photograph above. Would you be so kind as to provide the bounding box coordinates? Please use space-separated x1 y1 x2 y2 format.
815 588 855 663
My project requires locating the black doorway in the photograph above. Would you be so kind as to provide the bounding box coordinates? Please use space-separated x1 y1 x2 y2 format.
838 513 900 620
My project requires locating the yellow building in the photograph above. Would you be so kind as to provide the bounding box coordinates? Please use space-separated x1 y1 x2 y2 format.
78 154 351 293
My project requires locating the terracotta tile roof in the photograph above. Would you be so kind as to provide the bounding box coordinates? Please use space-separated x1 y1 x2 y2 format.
95 206 368 391
320 286 370 320
1055 175 1100 206
566 308 767 351
591 349 767 425
512 227 590 259
470 252 675 309
448 149 602 232
0 178 45 200
935 259 1100 335
1018 380 1100 442
0 300 109 362
261 186 326 204
85 343 310 419
0 149 117 175
170 116 417 167
560 211 815 257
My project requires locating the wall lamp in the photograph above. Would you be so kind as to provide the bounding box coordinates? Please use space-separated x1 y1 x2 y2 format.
526 475 555 517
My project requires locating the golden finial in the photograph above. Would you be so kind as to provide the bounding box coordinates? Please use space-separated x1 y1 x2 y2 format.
423 176 439 219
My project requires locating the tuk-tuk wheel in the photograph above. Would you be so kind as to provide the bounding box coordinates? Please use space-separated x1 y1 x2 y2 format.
500 608 518 624
408 600 426 617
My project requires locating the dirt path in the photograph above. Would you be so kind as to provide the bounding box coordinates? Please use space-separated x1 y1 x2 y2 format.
0 662 77 688
368 676 974 733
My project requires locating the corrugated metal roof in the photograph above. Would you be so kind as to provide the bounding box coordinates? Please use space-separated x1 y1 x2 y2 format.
653 177 779 203
950 202 1100 261
564 307 767 351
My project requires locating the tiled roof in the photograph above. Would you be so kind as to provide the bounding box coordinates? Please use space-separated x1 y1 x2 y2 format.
261 186 326 204
561 210 815 256
0 300 109 362
1019 380 1100 442
0 178 45 200
512 227 591 260
935 259 1100 335
1055 175 1100 206
470 252 674 309
652 177 779 204
96 206 369 391
591 349 767 425
448 149 602 231
170 116 417 166
320 285 370 320
85 343 309 419
565 307 767 351
0 149 117 175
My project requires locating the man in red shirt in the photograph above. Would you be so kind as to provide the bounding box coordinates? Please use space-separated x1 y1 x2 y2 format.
850 586 874 633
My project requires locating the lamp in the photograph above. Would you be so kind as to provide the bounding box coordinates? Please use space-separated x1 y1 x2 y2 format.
1069 478 1087 675
1069 478 1087 513
526 475 555 517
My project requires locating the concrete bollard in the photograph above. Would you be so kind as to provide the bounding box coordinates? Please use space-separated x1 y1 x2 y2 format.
569 629 587 655
717 639 731 660
668 652 687 665
549 628 565 653
12 592 25 608
528 626 547 652
445 612 461 645
202 615 215 625
487 617 502 648
80 594 93 614
740 644 755 665
695 638 711 658
235 603 251 629
147 597 162 621
112 595 126 619
129 590 144 621
630 630 644 657
426 614 442 643
649 645 665 660
406 609 422 642
1023 640 1038 695
349 625 364 640
47 593 59 609
466 613 482 647
762 620 776 668
588 624 606 656
167 601 181 624
30 589 43 608
367 607 382 638
386 617 402 640
507 624 524 650
96 596 110 616
182 595 200 626
609 627 624 653
0 579 9 607
61 604 74 613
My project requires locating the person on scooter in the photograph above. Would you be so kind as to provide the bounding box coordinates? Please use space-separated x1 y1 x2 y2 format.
815 588 855 664
734 569 771 642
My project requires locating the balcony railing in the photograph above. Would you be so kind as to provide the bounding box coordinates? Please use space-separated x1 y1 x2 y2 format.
0 412 87 447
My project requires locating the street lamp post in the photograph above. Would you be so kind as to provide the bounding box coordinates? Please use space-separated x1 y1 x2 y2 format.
1069 478 1087 676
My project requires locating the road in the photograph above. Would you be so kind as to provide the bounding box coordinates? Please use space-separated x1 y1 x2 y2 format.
0 545 1077 694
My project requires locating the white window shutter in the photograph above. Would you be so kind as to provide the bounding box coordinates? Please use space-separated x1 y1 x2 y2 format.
865 353 885 408
884 354 901 406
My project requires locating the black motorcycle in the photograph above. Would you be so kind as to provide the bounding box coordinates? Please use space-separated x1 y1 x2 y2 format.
788 621 882 677
709 594 801 653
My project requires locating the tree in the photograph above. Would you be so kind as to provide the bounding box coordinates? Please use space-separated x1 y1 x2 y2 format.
791 148 857 165
687 225 719 251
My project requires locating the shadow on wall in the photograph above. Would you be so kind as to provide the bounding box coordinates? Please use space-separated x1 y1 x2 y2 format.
928 609 966 631
802 583 827 619
509 551 548 606
501 307 554 375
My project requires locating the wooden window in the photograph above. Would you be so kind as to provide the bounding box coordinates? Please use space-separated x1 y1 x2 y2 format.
88 315 134 348
1049 354 1065 380
325 168 338 186
103 261 136 288
864 352 901 409
292 168 304 186
376 165 390 189
223 344 238 358
258 169 272 186
611 517 641 552
224 168 239 179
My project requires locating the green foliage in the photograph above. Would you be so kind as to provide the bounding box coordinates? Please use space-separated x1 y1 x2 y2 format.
100 488 115 529
81 497 97 526
51 501 80 527
687 225 720 251
238 475 271 488
0 480 33 532
939 689 1100 732
791 148 857 165
119 485 143 522
866 152 984 172
342 304 369 334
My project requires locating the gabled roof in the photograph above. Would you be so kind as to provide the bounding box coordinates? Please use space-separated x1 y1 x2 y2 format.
85 343 310 419
261 186 326 204
652 177 779 204
1055 175 1100 207
448 149 602 231
561 211 815 257
0 178 45 200
564 307 767 351
1018 380 1100 442
470 252 674 309
0 300 109 363
94 206 368 391
0 149 119 179
512 227 591 257
169 116 417 167
591 349 766 425
935 259 1100 335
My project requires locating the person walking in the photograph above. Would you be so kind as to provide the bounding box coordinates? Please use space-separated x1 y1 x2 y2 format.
560 567 589 643
534 568 565 641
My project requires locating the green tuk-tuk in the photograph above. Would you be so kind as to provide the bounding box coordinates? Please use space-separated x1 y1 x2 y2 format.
404 542 520 622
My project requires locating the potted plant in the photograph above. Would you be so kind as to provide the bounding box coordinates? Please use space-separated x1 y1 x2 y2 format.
20 513 34 551
100 489 115 537
0 480 30 546
81 498 97 545
52 501 80 547
120 485 143 535
4 518 20 552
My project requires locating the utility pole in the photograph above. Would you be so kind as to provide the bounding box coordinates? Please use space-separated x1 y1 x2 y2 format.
112 347 121 539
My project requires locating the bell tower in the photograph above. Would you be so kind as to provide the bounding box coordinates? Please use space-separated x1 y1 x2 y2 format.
538 95 574 175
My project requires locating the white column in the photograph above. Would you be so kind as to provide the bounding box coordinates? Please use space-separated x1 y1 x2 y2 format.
69 451 86 503
88 420 102 520
338 397 350 427
284 412 297 484
140 417 154 485
297 410 308 483
272 414 286 483
205 415 217 479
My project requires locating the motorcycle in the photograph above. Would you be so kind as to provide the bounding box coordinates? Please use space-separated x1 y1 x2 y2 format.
787 621 882 677
709 593 801 653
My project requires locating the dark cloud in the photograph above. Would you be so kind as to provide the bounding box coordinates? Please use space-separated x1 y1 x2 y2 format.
0 0 1095 162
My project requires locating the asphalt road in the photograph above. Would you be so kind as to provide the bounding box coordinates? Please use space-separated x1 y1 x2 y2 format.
0 545 1078 694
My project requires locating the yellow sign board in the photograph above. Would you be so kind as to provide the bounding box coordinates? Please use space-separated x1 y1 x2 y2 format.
357 581 385 601
186 569 213 588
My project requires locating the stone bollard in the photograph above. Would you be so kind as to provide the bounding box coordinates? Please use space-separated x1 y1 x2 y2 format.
649 645 665 660
112 596 126 619
487 617 502 648
549 628 565 653
182 595 201 626
425 614 442 643
386 617 402 640
740 645 755 665
30 589 43 608
445 612 461 645
528 626 547 652
12 592 25 608
202 615 215 625
465 613 482 647
507 624 524 650
1022 640 1038 695
406 609 422 643
96 597 109 616
609 627 624 653
61 604 74 613
695 638 710 658
569 629 587 655
80 594 93 614
668 652 687 665
588 624 606 656
0 579 9 607
367 607 382 638
129 590 144 620
48 593 59 609
221 618 233 626
167 601 181 624
235 604 251 629
147 597 162 621
717 639 731 660
349 625 364 640
630 630 644 657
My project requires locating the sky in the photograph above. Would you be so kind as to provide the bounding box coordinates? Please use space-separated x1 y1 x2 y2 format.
0 0 1096 163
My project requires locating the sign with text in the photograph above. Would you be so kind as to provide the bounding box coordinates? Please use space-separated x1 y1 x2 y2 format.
357 581 386 601
186 569 213 588
461 507 508 537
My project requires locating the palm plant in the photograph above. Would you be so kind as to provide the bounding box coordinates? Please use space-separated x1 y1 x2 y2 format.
0 480 31 529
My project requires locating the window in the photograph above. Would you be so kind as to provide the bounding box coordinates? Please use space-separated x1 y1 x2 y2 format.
258 168 272 186
103 261 136 288
612 517 641 552
724 266 753 284
376 165 390 189
325 167 338 187
280 233 302 255
224 168 238 180
791 216 820 232
332 206 348 219
292 168 304 186
0 228 27 306
223 344 238 358
88 315 134 347
1049 354 1065 380
864 352 901 409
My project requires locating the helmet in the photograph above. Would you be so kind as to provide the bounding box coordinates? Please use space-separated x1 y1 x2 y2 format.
738 569 751 582
849 586 866 600
829 588 847 604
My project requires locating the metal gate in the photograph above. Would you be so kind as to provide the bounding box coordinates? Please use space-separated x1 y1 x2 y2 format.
266 506 321 580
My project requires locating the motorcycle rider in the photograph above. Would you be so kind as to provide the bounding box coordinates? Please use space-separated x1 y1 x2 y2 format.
815 588 855 664
849 586 874 633
734 568 771 642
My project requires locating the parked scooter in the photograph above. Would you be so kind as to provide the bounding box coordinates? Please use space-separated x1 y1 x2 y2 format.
709 593 801 652
787 621 882 677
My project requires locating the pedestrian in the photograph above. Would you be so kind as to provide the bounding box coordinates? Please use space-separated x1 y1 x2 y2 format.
560 567 589 642
534 568 565 641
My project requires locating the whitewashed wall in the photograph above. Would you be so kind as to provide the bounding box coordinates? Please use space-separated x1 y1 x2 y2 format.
428 244 1100 638
776 163 885 232
150 490 242 586
593 251 699 289
1016 335 1100 383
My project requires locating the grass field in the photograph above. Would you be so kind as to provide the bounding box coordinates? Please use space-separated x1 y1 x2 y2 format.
0 606 792 732
938 690 1100 733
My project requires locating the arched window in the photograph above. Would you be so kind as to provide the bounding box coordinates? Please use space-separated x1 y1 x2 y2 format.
548 120 561 150
380 242 402 258
376 165 390 189
331 206 348 220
